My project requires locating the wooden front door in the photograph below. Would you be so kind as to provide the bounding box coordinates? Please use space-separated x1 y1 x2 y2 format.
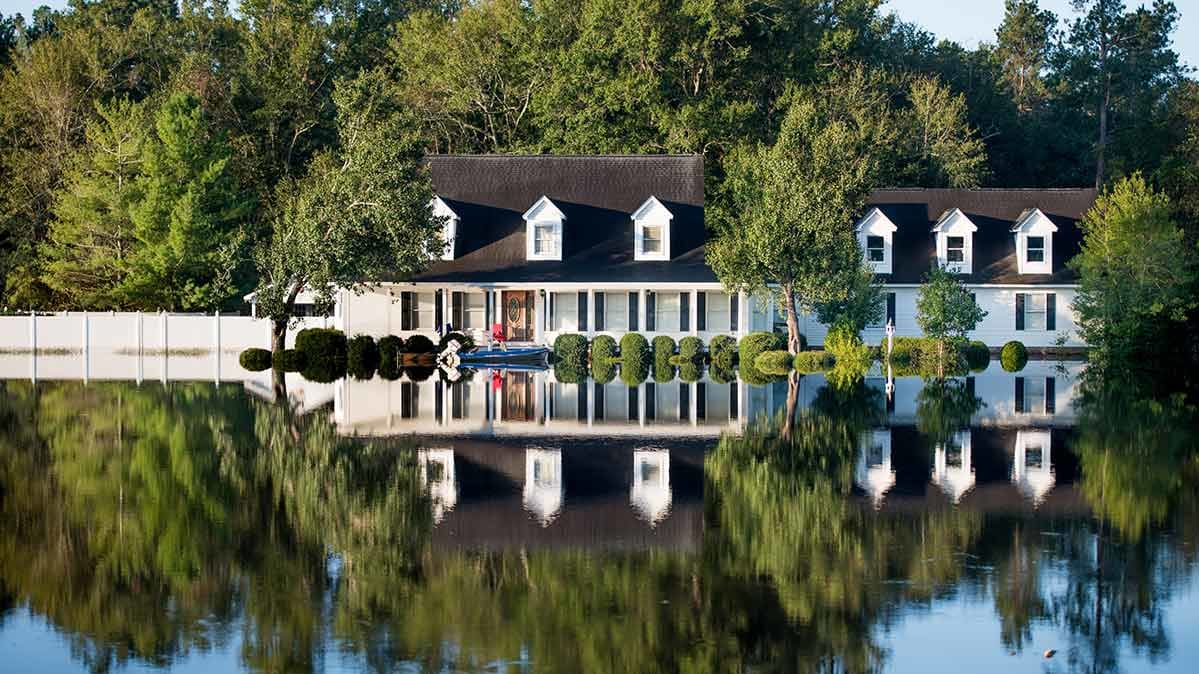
502 371 536 421
502 290 535 342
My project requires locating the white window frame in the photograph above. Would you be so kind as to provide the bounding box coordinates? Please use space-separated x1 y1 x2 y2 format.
706 292 731 333
604 291 629 332
932 208 977 274
431 196 459 261
1024 377 1047 413
855 208 897 274
416 292 436 330
1012 208 1056 275
523 195 565 261
655 291 681 332
462 292 485 330
553 292 578 332
631 196 673 261
1024 293 1048 331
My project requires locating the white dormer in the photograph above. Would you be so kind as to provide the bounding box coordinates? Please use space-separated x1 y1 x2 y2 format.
431 196 459 261
932 431 975 504
854 429 896 508
523 447 563 527
1011 208 1057 275
855 207 898 274
1012 430 1055 506
523 195 565 261
631 196 673 261
630 449 672 526
932 208 978 274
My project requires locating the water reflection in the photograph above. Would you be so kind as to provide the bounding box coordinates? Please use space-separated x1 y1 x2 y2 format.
0 360 1195 673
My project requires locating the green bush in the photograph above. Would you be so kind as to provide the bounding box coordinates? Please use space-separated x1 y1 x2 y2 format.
554 361 586 384
346 335 380 380
591 334 618 363
620 333 651 386
377 335 403 380
439 331 475 352
405 365 435 382
378 360 402 381
708 360 736 384
553 333 589 368
755 350 794 376
679 361 703 383
678 336 704 362
793 350 835 373
739 331 786 384
295 328 347 361
273 348 306 372
404 334 436 353
239 348 272 372
652 336 677 382
964 340 990 371
709 334 736 366
824 322 871 378
1001 340 1028 372
591 357 617 384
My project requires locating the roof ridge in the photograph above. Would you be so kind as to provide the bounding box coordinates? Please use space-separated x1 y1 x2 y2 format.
427 153 703 159
871 186 1096 192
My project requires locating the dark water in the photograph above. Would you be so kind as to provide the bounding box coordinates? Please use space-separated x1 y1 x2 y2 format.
0 364 1196 673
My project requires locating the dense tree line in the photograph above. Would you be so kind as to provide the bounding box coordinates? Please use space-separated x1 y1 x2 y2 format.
0 0 1193 314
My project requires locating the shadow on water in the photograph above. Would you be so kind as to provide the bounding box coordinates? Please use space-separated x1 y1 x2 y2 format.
0 359 1195 673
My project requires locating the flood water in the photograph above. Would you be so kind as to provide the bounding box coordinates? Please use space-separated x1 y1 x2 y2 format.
0 358 1196 673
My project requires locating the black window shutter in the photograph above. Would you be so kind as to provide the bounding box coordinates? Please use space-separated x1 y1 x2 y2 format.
1015 377 1025 413
434 381 443 423
680 292 690 332
484 291 492 329
434 290 444 331
1015 293 1025 331
966 376 975 401
697 382 707 420
594 382 605 420
697 291 707 331
729 382 739 420
401 292 413 330
595 293 605 331
578 291 588 331
627 385 639 420
452 291 463 329
577 383 588 421
1046 377 1056 413
645 383 656 420
628 292 639 331
970 292 977 306
730 293 739 332
548 292 555 330
886 292 896 324
680 383 690 421
1046 293 1056 331
646 292 656 332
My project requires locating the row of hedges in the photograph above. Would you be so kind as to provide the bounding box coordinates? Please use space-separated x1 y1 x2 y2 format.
240 328 444 382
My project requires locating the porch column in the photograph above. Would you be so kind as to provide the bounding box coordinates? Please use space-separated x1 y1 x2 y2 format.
533 289 544 344
738 290 749 337
689 289 699 336
690 382 699 427
442 288 451 333
638 289 647 334
638 382 646 428
587 289 596 338
587 381 595 427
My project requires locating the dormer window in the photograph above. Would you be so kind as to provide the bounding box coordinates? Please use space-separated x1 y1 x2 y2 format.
431 196 459 261
631 196 673 261
855 207 897 274
523 196 565 261
1012 208 1055 274
932 208 977 274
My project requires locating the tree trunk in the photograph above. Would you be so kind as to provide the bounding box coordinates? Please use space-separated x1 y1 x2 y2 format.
272 318 287 353
781 370 800 442
272 364 288 404
1096 78 1109 189
781 285 802 354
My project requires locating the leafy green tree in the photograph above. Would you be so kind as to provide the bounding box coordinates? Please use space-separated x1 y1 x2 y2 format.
894 75 988 187
120 92 251 310
1070 174 1196 363
915 265 987 373
710 71 892 353
253 69 442 351
40 98 149 308
994 0 1057 114
814 264 884 334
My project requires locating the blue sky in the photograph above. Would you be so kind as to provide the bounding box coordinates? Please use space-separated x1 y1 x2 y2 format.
2 0 1197 70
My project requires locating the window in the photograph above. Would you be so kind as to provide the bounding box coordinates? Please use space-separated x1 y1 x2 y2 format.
1024 293 1047 330
947 236 966 263
463 293 485 330
534 223 557 256
642 224 663 254
1024 377 1046 412
1026 236 1045 263
604 292 628 331
866 235 885 262
707 292 731 332
554 293 578 332
416 292 435 329
1024 443 1044 471
656 292 680 332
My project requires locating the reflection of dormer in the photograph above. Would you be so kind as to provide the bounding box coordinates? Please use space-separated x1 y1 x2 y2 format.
630 449 672 526
932 430 976 503
854 429 896 508
524 196 565 261
431 196 459 261
1011 208 1056 275
523 447 563 526
932 208 978 274
631 196 673 261
418 448 458 524
1012 430 1055 506
855 208 898 275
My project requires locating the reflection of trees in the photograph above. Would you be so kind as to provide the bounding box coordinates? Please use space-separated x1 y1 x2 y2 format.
914 377 982 449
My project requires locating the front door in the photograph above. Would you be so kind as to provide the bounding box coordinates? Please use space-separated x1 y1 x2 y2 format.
502 371 535 421
502 290 535 342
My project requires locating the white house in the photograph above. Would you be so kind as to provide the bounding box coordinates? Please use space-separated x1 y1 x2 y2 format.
296 155 1095 349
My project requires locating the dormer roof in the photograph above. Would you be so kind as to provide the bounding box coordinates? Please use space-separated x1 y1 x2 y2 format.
631 195 673 221
1011 207 1059 233
855 207 898 233
523 195 566 222
931 207 979 233
431 195 459 219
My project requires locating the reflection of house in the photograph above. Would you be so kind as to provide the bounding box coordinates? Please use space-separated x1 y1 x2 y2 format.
855 429 896 508
630 450 672 526
1012 430 1056 506
523 448 564 526
418 448 458 524
932 431 976 504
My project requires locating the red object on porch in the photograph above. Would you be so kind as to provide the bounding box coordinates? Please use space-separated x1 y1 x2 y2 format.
491 370 503 391
491 323 506 343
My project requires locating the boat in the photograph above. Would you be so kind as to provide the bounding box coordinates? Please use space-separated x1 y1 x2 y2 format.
437 339 550 370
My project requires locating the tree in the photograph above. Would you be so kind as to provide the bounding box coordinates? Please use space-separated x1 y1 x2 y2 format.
995 0 1057 114
40 98 149 309
1069 173 1196 363
894 75 988 188
814 264 884 335
253 69 443 352
119 92 251 310
710 71 892 354
915 265 987 374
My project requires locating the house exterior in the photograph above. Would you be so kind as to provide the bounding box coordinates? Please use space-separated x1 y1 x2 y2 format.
322 154 1096 349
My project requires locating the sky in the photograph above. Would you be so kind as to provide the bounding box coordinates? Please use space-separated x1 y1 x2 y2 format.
1 0 1197 70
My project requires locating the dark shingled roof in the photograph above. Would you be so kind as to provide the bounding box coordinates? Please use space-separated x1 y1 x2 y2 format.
866 188 1097 284
411 156 1096 286
414 154 709 284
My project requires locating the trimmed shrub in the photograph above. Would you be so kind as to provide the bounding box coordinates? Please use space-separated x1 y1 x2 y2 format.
378 360 402 381
404 334 436 354
295 328 347 361
679 361 703 383
553 333 589 368
239 348 272 372
377 336 403 380
554 361 585 384
739 331 786 384
709 334 736 367
439 331 476 352
964 340 990 371
678 336 704 362
405 365 435 382
346 335 380 380
825 322 871 377
591 334 618 363
273 348 306 372
793 350 835 373
1001 340 1028 372
620 333 651 386
652 336 677 382
708 360 736 384
591 357 617 384
755 350 794 376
